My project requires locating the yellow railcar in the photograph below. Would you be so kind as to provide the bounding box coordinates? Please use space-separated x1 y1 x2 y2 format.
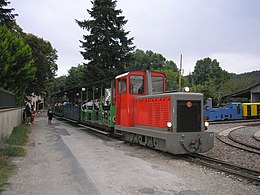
242 103 260 118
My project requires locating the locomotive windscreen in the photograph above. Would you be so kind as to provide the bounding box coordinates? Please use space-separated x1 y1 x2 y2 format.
177 100 201 132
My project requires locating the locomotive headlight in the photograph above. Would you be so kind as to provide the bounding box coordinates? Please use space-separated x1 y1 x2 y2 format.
183 87 190 92
166 122 172 128
204 121 209 127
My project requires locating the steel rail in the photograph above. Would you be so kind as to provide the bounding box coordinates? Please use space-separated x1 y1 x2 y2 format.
216 134 260 155
210 119 260 125
188 153 260 184
228 130 260 151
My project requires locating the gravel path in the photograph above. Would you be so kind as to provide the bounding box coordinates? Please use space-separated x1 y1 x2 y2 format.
2 115 260 195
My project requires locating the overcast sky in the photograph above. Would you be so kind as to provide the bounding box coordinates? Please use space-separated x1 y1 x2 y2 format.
11 0 260 76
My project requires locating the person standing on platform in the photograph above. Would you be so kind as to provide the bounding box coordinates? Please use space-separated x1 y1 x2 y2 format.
47 107 53 124
25 99 32 125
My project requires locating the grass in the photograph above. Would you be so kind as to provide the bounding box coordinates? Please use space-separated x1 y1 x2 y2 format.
0 124 30 191
6 125 30 146
0 156 16 191
2 145 27 157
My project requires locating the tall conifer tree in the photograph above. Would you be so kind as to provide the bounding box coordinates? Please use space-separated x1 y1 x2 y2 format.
0 0 17 29
76 0 134 82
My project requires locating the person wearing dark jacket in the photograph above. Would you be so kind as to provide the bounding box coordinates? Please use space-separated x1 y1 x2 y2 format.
47 107 53 124
25 99 32 125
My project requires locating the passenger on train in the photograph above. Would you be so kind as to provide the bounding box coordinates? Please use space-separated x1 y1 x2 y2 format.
94 99 100 110
81 101 87 112
86 99 93 109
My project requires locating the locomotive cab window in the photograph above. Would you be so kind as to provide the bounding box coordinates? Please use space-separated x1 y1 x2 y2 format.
118 78 127 94
122 78 127 94
130 75 144 94
151 76 164 94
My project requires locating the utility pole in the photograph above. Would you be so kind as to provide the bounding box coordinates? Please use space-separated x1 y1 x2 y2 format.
179 54 183 91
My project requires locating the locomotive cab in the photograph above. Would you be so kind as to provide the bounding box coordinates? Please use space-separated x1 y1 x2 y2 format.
114 70 166 127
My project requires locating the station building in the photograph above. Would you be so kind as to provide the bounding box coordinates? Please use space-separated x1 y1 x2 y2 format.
223 82 260 103
26 93 44 111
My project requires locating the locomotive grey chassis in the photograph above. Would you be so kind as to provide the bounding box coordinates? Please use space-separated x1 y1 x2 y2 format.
115 92 214 154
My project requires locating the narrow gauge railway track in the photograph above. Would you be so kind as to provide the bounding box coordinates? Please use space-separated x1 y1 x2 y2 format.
216 131 260 155
209 119 260 125
54 116 115 142
228 127 260 151
186 153 260 184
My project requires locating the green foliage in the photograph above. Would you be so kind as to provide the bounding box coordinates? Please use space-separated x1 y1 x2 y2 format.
0 124 30 191
125 49 179 91
76 0 135 83
234 70 260 84
0 0 18 30
46 64 86 98
66 64 86 88
190 80 219 103
187 57 232 105
156 68 180 91
192 57 231 85
45 75 67 96
1 146 26 157
22 33 58 95
0 26 36 100
6 125 30 146
218 70 260 100
126 49 178 72
0 156 16 191
165 60 178 72
187 57 260 105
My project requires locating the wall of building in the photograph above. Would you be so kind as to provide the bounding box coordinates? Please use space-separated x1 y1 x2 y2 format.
0 107 23 146
27 94 44 111
251 85 260 102
252 93 260 102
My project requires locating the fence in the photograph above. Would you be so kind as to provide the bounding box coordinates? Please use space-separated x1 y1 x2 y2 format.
0 88 16 109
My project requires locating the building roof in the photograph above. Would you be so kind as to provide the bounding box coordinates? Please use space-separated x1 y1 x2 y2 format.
222 82 260 99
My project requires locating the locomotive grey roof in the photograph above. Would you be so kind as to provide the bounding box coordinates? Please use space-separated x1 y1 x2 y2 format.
222 82 260 102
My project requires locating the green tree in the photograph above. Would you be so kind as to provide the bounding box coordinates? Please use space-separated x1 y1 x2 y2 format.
0 26 36 100
126 49 178 72
0 0 18 29
22 33 58 95
189 57 231 105
220 72 260 98
192 57 230 85
158 68 180 91
76 0 134 83
165 60 178 72
45 75 67 96
66 64 86 89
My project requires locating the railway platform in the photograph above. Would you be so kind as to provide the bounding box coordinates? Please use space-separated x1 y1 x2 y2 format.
2 113 259 195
